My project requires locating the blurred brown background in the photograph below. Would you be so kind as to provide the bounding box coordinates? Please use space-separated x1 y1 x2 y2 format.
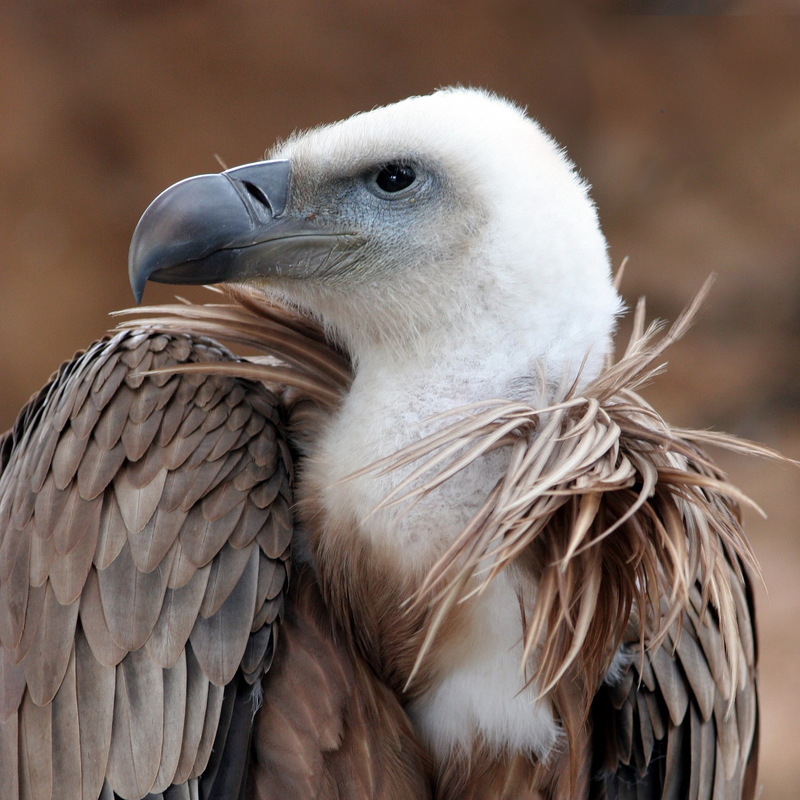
1 1 798 795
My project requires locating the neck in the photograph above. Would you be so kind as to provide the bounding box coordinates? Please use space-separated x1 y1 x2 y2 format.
299 316 566 761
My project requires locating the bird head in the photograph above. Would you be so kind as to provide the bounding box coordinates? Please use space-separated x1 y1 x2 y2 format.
130 88 622 384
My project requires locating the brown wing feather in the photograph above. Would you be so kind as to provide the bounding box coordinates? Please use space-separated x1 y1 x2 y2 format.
0 329 292 799
591 559 758 800
250 562 433 800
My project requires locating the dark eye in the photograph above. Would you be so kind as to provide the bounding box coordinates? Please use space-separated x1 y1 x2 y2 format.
375 163 417 193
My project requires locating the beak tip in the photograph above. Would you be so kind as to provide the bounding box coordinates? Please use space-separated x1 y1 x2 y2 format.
128 247 148 305
130 276 144 304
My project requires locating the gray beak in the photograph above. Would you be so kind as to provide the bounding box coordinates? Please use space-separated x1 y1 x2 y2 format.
128 159 361 302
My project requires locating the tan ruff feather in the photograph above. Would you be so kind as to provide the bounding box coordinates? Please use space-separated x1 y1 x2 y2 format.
116 286 351 409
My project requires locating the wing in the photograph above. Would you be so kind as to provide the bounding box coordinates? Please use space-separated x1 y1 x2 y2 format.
0 329 292 799
590 560 759 800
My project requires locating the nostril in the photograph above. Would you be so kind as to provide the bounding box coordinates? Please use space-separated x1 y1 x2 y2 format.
242 181 272 213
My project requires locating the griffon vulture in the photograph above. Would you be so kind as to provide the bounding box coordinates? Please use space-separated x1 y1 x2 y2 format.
0 88 764 799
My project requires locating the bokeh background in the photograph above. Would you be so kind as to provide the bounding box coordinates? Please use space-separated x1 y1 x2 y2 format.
1 1 798 795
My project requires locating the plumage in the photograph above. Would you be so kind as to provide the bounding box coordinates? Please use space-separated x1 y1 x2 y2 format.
145 570 211 669
0 326 298 798
1 87 778 798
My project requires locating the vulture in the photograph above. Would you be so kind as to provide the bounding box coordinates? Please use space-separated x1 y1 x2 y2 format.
0 88 767 799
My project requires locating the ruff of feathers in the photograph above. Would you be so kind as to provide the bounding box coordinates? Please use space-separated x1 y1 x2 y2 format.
119 279 776 771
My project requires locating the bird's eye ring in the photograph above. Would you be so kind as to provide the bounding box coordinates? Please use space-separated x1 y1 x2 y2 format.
374 163 417 194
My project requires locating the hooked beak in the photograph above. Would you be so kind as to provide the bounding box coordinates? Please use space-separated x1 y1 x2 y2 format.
128 159 363 302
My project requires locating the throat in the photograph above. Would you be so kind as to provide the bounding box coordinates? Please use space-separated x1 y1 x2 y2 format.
308 336 551 566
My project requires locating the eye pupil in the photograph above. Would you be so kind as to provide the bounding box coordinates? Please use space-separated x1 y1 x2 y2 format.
375 163 416 193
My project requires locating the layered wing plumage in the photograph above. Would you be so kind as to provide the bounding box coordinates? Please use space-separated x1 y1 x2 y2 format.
0 329 292 799
592 572 758 800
